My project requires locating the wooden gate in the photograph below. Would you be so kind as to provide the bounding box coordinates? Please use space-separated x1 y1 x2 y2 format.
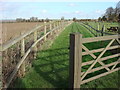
69 33 120 88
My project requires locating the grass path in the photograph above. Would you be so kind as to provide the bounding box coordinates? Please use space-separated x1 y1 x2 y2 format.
15 22 119 88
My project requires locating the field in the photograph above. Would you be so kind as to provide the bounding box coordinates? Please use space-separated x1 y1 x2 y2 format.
1 22 43 44
83 21 118 35
14 22 119 88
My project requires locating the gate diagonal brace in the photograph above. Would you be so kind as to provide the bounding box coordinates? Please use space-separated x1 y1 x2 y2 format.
111 58 120 70
82 44 110 72
81 39 115 80
82 45 96 59
116 39 120 44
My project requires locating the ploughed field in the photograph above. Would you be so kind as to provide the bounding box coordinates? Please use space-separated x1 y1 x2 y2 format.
1 22 43 44
15 22 119 88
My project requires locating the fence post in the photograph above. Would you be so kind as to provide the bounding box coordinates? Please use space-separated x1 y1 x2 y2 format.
53 22 56 34
97 23 99 36
62 20 64 29
33 30 37 59
50 21 52 36
69 33 82 88
104 25 105 35
44 22 47 41
59 21 61 28
56 21 59 36
101 25 104 36
19 37 25 77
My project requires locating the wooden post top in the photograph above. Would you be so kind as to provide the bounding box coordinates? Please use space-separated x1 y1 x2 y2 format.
70 33 82 36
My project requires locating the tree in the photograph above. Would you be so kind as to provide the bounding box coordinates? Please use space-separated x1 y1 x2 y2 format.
98 17 102 21
61 16 64 20
101 1 120 22
116 1 120 9
115 1 120 21
46 18 49 22
101 16 107 21
105 7 114 21
73 17 76 21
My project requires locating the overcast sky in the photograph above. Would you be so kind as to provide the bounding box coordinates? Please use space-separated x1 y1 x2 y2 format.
0 1 118 19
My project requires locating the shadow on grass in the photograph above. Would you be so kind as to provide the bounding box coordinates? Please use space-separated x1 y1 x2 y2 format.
32 47 70 88
13 78 27 89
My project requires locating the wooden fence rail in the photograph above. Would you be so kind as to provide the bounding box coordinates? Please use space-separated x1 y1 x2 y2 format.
69 33 120 88
81 22 115 36
1 20 73 89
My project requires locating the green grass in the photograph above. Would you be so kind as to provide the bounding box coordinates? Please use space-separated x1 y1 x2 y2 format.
15 22 119 88
86 21 118 35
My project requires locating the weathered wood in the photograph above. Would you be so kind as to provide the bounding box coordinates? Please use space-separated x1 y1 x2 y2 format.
44 22 47 41
98 23 99 30
69 33 82 88
116 39 120 44
101 25 104 36
81 61 120 76
56 23 59 33
0 21 56 51
97 23 99 36
82 45 96 59
98 60 110 71
69 30 119 88
50 21 52 36
82 53 120 67
19 38 25 77
111 58 120 70
82 45 119 56
33 30 37 58
81 39 115 80
81 67 120 85
82 35 119 43
4 21 71 88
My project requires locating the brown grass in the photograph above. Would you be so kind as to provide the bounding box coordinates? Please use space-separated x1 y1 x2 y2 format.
1 22 43 44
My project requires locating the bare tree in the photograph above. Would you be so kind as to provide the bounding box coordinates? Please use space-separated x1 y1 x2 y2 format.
99 1 120 22
105 7 114 21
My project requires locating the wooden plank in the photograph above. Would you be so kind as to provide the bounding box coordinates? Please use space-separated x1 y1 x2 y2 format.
81 39 115 80
33 30 37 59
81 61 120 76
81 67 120 85
50 21 52 36
4 48 31 88
82 53 120 67
19 38 25 77
4 21 71 88
0 21 58 51
82 45 96 59
82 35 119 43
98 61 110 71
89 61 120 74
44 22 47 41
98 23 99 30
82 45 119 56
69 33 82 88
116 39 120 44
111 58 120 70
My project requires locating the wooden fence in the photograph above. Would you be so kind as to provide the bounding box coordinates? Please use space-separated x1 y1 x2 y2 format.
81 22 115 36
69 33 120 88
1 20 72 89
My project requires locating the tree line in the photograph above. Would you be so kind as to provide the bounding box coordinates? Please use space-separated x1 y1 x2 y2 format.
98 1 120 22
